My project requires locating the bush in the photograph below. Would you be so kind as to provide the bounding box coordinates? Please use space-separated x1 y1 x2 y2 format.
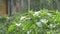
0 9 60 34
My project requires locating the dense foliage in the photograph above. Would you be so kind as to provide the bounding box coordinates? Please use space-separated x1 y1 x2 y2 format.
30 0 58 11
0 9 60 34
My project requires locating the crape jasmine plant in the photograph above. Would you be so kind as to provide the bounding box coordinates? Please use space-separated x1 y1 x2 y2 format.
7 9 60 34
0 9 60 34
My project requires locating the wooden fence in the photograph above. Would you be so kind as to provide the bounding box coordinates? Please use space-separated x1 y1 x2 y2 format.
0 0 60 15
0 0 6 14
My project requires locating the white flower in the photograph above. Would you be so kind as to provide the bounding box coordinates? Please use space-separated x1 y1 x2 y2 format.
48 24 56 28
27 30 31 34
47 13 52 16
40 19 48 24
20 16 26 20
49 24 53 27
33 11 40 16
36 22 42 27
6 17 10 19
16 23 21 26
48 24 53 28
27 31 30 34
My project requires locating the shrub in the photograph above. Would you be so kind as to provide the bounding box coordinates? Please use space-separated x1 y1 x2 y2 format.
1 9 60 34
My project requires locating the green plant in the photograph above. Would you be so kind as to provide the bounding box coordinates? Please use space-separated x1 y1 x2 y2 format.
0 9 60 34
7 9 60 34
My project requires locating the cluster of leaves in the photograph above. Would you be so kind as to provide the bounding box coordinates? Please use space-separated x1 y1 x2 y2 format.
7 9 60 34
1 9 60 34
0 15 10 34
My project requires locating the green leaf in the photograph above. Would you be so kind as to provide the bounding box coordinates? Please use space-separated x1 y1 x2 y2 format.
23 24 29 29
58 18 60 23
7 25 15 34
28 11 34 15
31 24 36 29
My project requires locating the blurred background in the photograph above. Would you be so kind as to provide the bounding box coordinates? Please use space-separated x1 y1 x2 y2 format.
0 0 60 15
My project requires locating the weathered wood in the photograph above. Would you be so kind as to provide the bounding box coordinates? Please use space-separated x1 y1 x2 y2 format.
16 0 21 12
0 0 6 14
11 0 16 15
7 0 11 16
28 0 30 11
